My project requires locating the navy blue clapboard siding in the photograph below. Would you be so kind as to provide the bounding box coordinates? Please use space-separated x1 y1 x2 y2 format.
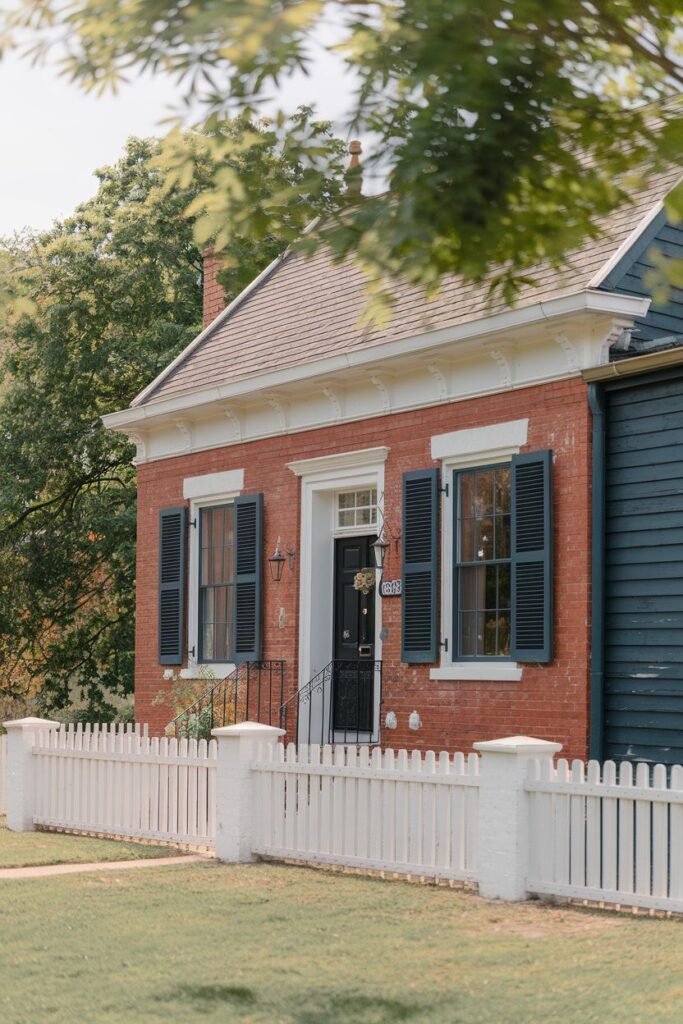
603 372 683 764
602 212 683 341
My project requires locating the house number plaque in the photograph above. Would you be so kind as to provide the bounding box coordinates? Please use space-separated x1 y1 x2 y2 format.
379 579 402 597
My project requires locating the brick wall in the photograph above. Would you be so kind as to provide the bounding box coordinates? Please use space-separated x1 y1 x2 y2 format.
202 249 227 327
135 376 593 759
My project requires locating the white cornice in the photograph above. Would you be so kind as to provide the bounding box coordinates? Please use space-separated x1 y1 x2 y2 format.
102 290 651 464
103 290 650 433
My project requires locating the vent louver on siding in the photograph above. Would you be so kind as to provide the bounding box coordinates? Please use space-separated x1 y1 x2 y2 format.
401 469 439 663
233 494 263 662
511 450 552 663
158 507 187 665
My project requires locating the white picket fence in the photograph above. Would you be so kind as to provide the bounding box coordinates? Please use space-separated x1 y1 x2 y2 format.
0 734 6 815
251 742 480 882
527 757 683 913
32 724 217 847
12 716 683 916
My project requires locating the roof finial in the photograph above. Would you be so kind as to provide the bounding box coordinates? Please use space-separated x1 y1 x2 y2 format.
346 139 363 196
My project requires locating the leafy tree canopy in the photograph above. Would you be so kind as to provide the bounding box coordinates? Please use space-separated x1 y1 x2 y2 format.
4 1 683 307
0 119 344 715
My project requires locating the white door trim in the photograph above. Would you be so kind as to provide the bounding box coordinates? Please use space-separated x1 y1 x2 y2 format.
293 450 387 741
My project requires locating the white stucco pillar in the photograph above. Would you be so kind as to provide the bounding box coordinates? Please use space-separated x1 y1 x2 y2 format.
474 735 562 901
3 717 60 832
212 721 285 863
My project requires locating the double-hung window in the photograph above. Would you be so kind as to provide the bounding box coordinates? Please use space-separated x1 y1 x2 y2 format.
158 475 263 670
454 465 511 659
198 504 235 663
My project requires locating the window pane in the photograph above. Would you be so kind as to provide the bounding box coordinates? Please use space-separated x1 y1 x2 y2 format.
459 611 480 657
460 472 475 518
357 507 371 526
495 468 511 513
200 585 233 662
338 492 354 509
475 471 494 516
459 566 481 614
356 489 371 507
475 518 494 561
494 514 511 559
484 565 497 608
498 613 511 656
498 564 511 609
460 517 475 562
483 610 500 656
339 509 355 527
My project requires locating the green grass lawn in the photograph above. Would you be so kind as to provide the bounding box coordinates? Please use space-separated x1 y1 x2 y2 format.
1 861 683 1024
0 816 183 869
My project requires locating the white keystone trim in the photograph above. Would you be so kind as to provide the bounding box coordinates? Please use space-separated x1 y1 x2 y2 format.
183 469 245 501
430 419 528 464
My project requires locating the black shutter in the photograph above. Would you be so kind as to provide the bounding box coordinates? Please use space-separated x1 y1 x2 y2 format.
401 469 439 663
232 493 264 663
511 450 553 663
158 506 187 665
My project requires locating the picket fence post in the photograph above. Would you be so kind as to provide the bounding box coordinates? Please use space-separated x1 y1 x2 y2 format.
3 717 60 832
212 721 285 863
474 735 562 901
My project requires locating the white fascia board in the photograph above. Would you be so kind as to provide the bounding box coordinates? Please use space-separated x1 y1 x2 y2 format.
102 289 651 434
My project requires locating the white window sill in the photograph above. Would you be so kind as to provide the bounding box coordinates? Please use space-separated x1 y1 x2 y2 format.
180 663 235 681
430 663 523 683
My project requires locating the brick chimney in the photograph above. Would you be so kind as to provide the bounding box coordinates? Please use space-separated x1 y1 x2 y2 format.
202 248 228 327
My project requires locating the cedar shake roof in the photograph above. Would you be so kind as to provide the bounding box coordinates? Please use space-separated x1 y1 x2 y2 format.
135 168 681 407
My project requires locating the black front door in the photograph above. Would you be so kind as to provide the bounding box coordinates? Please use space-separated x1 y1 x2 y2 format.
333 536 376 733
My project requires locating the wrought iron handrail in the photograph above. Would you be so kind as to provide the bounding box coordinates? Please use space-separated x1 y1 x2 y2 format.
279 659 382 746
171 660 285 739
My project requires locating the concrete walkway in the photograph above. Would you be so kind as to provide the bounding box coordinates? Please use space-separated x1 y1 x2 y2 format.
0 854 208 879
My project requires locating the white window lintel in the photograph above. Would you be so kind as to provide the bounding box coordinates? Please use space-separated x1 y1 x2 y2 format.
431 419 528 464
288 446 389 478
183 468 245 501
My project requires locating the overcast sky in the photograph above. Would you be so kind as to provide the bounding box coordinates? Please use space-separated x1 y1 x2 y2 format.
0 33 360 237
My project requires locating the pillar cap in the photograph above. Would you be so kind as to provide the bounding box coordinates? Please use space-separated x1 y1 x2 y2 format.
474 735 562 755
3 717 60 732
211 721 286 739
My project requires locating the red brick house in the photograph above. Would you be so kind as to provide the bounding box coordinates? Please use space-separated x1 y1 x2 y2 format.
104 165 683 763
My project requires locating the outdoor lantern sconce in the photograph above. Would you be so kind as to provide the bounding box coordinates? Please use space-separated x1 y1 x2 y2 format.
372 532 390 572
268 537 296 582
372 496 401 575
